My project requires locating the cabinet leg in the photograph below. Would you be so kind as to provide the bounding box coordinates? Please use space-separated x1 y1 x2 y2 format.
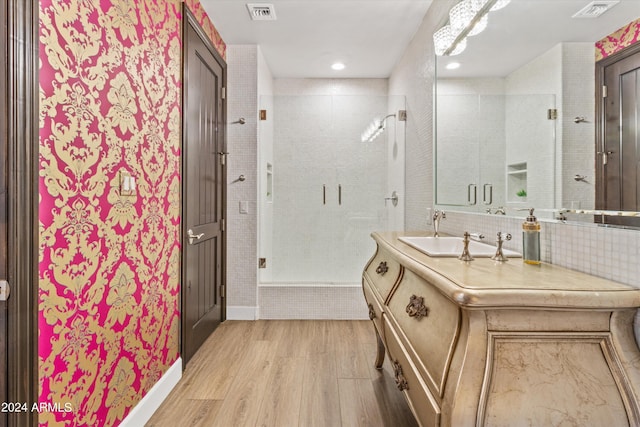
375 330 385 370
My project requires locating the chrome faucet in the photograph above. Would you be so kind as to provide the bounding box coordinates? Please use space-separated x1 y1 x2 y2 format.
433 210 446 237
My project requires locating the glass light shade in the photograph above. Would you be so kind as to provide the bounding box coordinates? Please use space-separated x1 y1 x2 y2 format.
450 37 467 56
433 25 455 56
449 0 474 32
470 0 510 12
469 0 488 12
468 14 488 36
490 0 510 11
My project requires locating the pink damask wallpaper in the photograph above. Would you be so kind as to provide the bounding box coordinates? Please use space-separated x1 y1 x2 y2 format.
38 0 224 426
596 18 640 61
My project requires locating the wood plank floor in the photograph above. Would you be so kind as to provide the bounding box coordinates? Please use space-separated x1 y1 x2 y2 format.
147 320 419 427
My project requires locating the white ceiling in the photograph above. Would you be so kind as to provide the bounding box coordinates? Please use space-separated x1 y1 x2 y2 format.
199 0 433 78
199 0 640 79
437 0 640 78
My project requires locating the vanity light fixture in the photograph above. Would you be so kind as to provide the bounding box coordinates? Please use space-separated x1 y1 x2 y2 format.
331 62 346 71
434 0 510 56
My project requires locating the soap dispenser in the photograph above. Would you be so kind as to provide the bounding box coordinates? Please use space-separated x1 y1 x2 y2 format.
522 208 541 265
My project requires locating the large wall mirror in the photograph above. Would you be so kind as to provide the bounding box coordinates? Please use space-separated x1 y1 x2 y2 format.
435 0 640 220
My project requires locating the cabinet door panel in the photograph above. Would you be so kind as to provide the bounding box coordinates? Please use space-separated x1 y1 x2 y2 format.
386 269 460 397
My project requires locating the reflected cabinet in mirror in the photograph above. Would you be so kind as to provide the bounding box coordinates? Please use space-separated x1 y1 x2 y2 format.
434 0 640 223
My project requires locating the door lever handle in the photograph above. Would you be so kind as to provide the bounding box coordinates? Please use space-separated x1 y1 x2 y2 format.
187 229 205 245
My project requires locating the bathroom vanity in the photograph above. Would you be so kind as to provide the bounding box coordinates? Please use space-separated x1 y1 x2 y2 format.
362 231 640 426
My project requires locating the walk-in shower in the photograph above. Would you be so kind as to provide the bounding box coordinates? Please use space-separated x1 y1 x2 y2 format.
257 93 406 319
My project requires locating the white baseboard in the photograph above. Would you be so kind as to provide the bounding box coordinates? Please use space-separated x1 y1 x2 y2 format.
119 357 182 427
227 305 258 320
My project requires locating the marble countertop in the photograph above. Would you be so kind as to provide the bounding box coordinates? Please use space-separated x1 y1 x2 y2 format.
373 231 640 310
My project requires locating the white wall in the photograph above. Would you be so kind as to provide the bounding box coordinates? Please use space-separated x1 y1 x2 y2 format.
389 0 457 230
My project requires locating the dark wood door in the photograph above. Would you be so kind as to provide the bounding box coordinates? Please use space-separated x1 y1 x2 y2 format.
0 0 8 421
598 46 640 226
182 9 226 365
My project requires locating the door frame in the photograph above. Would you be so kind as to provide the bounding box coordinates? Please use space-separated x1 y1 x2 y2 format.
4 0 39 426
180 5 227 366
595 41 640 216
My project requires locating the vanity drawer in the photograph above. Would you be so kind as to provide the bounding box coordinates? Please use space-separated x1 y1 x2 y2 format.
363 278 385 335
383 314 441 427
363 246 402 302
386 269 460 398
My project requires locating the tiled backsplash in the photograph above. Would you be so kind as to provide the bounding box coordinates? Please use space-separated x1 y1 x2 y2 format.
438 210 640 344
439 211 640 288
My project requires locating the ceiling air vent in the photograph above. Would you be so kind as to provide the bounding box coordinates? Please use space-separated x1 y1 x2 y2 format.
572 1 619 18
246 3 277 21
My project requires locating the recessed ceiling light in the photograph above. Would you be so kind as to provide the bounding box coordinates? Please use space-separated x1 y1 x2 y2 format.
446 62 461 70
331 62 345 71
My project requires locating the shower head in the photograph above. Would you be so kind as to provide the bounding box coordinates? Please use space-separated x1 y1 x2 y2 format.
361 113 396 142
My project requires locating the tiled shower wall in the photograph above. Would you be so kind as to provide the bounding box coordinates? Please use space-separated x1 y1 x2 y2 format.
226 45 260 319
259 79 389 319
269 94 387 282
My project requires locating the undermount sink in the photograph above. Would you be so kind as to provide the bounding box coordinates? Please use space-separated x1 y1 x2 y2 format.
398 236 521 258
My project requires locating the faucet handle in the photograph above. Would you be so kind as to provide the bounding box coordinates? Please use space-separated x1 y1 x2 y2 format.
497 232 512 242
469 233 485 241
433 209 446 219
458 232 474 262
491 232 511 262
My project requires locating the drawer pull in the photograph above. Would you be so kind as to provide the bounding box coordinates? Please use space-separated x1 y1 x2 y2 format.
375 261 389 275
368 303 376 320
392 359 409 391
406 295 429 319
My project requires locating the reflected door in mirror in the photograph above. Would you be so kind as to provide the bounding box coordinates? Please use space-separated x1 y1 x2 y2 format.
599 46 640 226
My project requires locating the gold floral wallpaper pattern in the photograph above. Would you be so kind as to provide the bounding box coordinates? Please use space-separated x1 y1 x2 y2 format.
596 18 640 61
38 0 224 425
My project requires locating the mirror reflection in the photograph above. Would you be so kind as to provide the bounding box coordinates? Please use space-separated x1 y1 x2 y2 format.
435 0 640 219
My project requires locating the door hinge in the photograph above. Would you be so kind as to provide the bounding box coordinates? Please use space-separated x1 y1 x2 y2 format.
218 151 228 166
259 258 266 268
260 110 267 121
602 85 607 98
547 108 558 120
221 218 226 232
0 280 10 301
221 87 226 100
220 284 225 298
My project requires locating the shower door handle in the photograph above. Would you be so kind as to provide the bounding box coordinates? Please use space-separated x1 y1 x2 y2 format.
323 185 326 205
338 184 342 205
483 183 493 205
467 184 477 205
